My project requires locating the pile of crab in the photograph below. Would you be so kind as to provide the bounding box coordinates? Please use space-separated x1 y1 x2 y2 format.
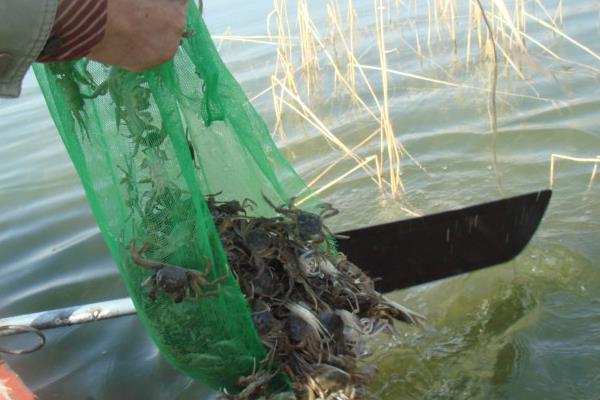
129 193 423 399
210 194 424 400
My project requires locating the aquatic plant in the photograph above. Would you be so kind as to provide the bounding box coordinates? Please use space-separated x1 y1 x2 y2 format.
215 0 600 202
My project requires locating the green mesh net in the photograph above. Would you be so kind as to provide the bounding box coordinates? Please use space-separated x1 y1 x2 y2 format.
32 3 323 393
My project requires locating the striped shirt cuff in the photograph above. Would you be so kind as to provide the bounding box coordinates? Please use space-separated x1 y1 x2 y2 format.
37 0 108 62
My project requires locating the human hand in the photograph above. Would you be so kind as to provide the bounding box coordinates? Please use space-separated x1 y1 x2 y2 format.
87 0 189 72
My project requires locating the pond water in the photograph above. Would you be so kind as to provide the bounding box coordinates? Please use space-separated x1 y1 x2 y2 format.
0 1 599 399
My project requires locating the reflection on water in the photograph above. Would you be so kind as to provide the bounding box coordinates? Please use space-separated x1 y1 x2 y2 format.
1 0 599 399
374 245 600 399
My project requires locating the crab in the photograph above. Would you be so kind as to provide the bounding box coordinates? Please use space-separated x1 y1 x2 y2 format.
129 240 229 303
237 219 278 267
219 216 279 271
117 159 143 221
251 299 276 335
366 296 425 326
262 195 346 254
89 68 163 155
251 267 284 299
47 61 97 139
222 364 278 400
306 364 353 400
206 192 257 217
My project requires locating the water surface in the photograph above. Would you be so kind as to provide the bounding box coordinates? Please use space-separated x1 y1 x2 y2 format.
0 1 599 399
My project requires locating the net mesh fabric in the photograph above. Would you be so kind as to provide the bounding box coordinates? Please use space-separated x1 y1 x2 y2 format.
33 3 322 392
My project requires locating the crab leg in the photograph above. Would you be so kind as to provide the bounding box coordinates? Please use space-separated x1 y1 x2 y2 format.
204 272 230 287
129 240 160 270
129 240 189 271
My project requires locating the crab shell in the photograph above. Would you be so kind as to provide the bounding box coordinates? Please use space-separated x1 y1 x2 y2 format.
155 265 189 293
296 212 322 237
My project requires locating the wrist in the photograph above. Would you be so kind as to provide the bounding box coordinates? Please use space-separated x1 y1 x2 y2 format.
37 0 108 63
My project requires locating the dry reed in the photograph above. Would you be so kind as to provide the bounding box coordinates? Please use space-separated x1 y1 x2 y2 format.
215 0 598 202
550 154 600 192
474 0 504 196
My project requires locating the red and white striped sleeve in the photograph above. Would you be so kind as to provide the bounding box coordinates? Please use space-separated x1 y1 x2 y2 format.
37 0 108 63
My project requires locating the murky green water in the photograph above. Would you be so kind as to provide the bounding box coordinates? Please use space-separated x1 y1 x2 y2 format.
1 1 599 399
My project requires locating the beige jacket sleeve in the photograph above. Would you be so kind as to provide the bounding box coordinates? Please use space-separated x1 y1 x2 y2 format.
0 0 59 98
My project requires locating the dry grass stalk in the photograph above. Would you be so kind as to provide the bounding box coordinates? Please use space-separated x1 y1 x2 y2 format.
248 0 597 203
532 0 554 27
408 18 424 66
490 0 526 52
549 154 600 190
211 35 286 46
474 0 504 197
466 0 473 68
301 156 421 217
386 0 393 25
327 0 345 93
434 0 458 53
273 0 293 62
555 0 563 25
517 0 526 35
310 17 382 121
375 0 405 196
433 0 442 43
215 27 231 50
354 64 558 103
475 0 483 53
297 155 378 205
298 0 321 95
449 0 458 53
510 28 600 75
464 0 532 68
272 0 299 93
346 0 358 97
526 12 600 63
261 3 392 175
589 163 599 193
277 93 386 190
492 36 541 97
273 78 385 190
426 0 434 57
271 74 286 140
271 0 302 139
305 128 381 189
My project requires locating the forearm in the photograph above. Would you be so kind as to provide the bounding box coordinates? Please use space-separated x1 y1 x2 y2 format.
0 0 59 97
